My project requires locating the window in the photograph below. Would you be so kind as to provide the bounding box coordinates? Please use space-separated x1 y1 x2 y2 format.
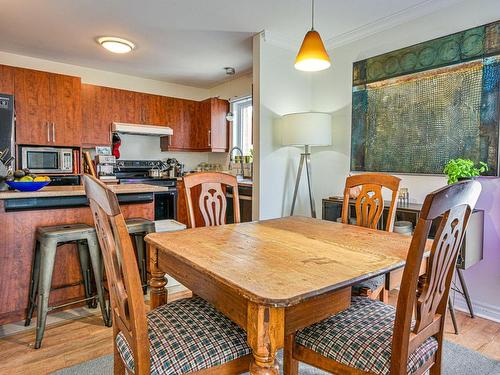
231 96 253 156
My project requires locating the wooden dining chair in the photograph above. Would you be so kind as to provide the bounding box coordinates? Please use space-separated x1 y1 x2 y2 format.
286 180 481 375
183 172 240 228
83 175 252 375
342 173 401 302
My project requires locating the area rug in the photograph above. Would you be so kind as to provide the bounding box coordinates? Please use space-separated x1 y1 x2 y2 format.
52 341 500 375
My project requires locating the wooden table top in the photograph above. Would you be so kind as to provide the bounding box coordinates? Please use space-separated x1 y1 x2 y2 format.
145 216 419 307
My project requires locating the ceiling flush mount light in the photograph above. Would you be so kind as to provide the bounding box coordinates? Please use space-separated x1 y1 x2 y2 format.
295 0 331 72
224 67 236 75
97 37 136 54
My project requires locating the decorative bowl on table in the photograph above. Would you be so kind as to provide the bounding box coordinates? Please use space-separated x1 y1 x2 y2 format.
6 180 51 192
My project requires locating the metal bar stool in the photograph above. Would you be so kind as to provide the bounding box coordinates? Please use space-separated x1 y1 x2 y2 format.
125 218 155 293
25 224 110 349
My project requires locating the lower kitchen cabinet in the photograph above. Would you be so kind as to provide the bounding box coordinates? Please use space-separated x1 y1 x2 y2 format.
227 184 252 223
0 199 154 325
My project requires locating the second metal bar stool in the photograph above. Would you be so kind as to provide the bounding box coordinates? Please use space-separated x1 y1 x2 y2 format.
125 218 155 293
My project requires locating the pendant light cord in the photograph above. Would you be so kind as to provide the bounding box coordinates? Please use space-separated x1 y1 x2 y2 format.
311 0 315 30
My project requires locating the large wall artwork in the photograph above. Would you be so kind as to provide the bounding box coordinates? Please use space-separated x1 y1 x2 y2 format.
351 21 500 175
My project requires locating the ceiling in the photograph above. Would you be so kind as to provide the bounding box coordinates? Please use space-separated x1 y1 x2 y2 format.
0 0 460 88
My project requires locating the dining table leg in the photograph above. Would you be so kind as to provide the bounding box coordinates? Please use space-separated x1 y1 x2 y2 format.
247 302 284 374
148 244 168 309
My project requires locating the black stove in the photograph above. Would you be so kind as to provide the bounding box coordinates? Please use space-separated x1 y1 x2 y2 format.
115 160 178 220
114 160 176 188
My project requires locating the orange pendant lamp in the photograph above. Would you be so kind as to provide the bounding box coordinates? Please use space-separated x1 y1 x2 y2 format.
295 0 331 72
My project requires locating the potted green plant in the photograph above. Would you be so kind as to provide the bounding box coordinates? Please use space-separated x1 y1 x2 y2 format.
443 158 488 184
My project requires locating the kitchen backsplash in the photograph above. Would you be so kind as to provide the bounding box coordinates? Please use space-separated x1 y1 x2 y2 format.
117 133 228 171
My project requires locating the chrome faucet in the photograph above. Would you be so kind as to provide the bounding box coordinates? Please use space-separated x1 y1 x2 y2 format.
229 146 244 177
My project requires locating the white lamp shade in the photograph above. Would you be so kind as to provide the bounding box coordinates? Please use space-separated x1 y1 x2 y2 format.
281 112 332 146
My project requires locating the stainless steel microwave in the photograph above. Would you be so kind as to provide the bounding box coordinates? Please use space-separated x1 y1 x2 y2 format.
20 146 73 174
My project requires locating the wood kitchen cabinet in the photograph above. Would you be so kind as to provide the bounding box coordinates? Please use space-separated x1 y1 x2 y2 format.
49 73 82 146
140 92 167 125
0 65 15 94
111 88 168 126
13 68 51 145
161 97 229 152
161 97 199 151
14 67 81 147
112 88 141 124
205 97 229 152
81 84 114 146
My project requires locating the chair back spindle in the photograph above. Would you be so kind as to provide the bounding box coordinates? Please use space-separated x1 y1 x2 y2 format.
391 180 481 374
183 172 241 228
83 174 150 375
342 173 401 232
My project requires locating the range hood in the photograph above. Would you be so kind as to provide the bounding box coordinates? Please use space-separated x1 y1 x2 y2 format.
112 122 173 136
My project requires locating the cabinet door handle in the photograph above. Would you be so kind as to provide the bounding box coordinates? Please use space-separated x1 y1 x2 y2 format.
208 130 211 147
46 122 50 142
52 122 56 143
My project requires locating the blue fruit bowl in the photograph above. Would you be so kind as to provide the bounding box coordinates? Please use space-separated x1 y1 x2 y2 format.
6 180 51 192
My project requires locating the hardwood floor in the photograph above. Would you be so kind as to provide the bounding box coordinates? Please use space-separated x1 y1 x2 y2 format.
0 290 498 375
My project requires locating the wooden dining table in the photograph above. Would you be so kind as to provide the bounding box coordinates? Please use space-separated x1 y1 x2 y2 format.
145 216 423 375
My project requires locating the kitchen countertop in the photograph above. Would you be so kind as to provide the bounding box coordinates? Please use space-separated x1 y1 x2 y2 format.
0 183 170 200
176 174 253 187
237 177 253 187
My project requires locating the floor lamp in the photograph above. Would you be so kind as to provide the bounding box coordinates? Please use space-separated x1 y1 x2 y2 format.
282 112 332 218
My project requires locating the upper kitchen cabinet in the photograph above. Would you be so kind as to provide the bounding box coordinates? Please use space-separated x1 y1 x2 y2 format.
161 97 229 152
111 89 168 126
14 68 51 146
207 97 229 152
0 65 15 94
14 67 81 147
81 84 114 146
161 97 198 151
140 93 167 125
49 73 82 146
112 88 141 124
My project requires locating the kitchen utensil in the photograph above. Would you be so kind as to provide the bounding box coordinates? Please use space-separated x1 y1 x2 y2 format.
0 147 9 163
394 221 413 235
148 168 162 178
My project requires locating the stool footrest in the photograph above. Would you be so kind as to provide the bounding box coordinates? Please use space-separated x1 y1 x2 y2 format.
47 296 101 312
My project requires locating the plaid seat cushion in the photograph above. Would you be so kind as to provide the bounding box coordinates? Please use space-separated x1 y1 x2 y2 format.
116 297 251 375
352 274 385 294
295 297 438 375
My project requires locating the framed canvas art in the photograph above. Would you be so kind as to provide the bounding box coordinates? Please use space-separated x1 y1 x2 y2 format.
351 20 500 175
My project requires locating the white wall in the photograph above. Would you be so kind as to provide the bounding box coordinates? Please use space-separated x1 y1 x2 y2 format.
309 0 500 321
253 33 313 219
210 73 252 100
311 0 500 206
254 0 500 321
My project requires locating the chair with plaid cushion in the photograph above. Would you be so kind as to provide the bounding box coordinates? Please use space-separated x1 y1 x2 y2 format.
286 180 481 375
83 175 252 375
342 173 401 302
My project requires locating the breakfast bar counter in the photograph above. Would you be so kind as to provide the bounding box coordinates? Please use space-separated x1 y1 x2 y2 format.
0 183 160 325
0 183 169 199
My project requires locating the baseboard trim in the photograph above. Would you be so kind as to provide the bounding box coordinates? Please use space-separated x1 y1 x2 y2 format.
452 294 500 323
